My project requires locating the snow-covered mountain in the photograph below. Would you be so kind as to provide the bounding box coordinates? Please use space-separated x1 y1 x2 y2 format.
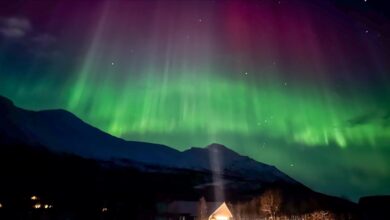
0 95 297 185
0 96 182 166
179 144 295 183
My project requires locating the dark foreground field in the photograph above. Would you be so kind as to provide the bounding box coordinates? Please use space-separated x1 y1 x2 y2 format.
0 143 388 220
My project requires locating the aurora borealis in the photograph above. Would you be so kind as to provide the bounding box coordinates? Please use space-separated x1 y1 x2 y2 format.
0 0 389 201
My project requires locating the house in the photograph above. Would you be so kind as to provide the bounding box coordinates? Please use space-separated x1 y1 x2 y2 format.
208 202 233 220
157 200 233 220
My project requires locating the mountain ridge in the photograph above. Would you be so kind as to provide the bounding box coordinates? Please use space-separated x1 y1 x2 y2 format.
0 95 298 185
0 95 363 219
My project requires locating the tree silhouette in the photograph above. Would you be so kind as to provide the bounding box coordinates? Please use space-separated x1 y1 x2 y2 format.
260 189 282 219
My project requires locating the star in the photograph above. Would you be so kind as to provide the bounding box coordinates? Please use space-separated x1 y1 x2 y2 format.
198 18 203 23
284 82 288 86
111 62 115 66
365 29 369 34
244 72 248 75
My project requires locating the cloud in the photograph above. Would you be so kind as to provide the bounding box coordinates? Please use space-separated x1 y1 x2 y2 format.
0 17 32 38
0 16 58 59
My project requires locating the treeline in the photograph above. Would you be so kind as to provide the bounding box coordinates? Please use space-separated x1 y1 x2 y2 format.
227 188 355 220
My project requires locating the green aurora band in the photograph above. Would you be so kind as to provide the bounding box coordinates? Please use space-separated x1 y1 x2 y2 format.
0 0 389 200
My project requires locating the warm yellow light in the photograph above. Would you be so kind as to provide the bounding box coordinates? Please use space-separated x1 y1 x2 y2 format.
215 216 228 220
34 203 41 209
44 204 49 209
31 196 38 201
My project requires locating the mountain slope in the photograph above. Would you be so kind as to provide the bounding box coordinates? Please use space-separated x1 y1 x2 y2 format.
0 95 359 219
0 95 181 166
179 143 295 183
0 95 296 185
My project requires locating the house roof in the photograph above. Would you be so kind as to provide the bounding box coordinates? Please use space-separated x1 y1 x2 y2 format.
209 202 233 218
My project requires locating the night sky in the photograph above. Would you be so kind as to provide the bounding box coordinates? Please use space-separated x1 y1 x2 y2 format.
0 0 389 201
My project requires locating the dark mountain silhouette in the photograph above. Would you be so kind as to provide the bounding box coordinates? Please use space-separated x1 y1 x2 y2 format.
0 95 360 219
359 196 390 220
0 95 296 185
0 95 181 166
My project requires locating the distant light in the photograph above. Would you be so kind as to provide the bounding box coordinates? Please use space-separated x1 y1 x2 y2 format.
34 203 41 209
102 207 108 212
44 204 49 209
31 196 38 201
0 203 3 208
111 62 115 66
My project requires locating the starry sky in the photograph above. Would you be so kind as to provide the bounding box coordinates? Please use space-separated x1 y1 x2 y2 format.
0 0 389 201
